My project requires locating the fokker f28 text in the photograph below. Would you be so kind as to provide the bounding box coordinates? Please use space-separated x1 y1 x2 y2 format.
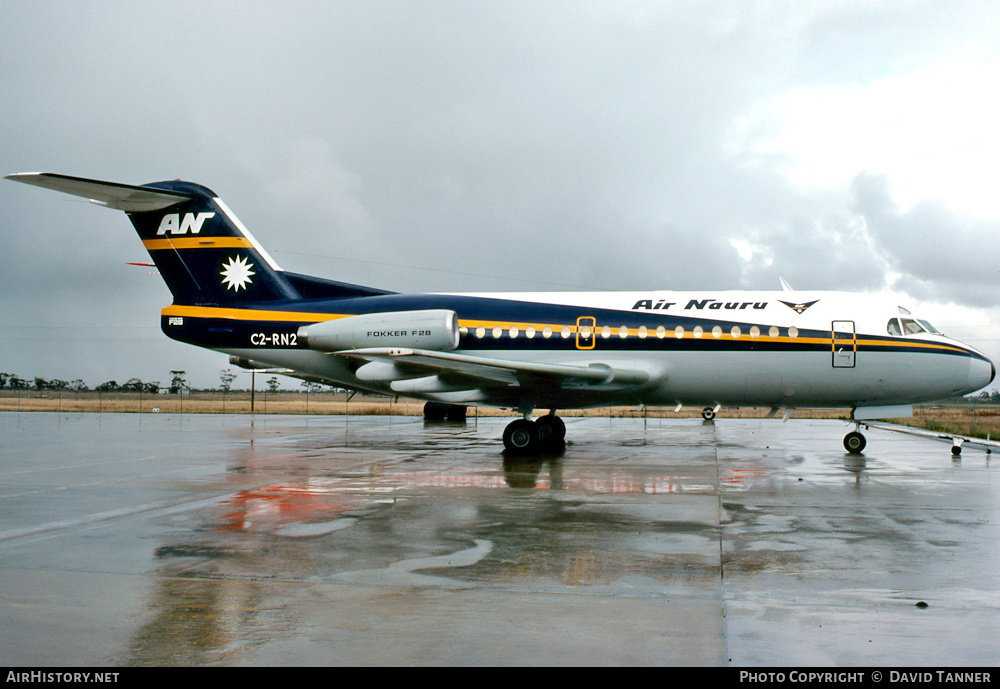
7 173 994 455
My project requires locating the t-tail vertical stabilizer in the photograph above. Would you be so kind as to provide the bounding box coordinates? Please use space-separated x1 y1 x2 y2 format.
5 172 300 306
128 179 300 305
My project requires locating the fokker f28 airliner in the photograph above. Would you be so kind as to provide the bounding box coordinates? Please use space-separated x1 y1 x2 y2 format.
7 173 995 454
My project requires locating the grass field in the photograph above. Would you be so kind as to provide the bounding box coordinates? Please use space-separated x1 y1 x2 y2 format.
0 389 853 418
892 404 1000 441
4 390 998 439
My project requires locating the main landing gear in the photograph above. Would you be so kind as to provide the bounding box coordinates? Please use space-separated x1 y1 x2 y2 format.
502 414 566 455
423 402 467 422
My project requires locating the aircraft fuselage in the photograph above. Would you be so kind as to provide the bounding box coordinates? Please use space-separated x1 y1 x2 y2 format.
164 289 993 412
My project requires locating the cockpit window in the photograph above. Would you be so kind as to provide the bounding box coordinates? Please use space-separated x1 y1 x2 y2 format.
917 319 942 335
889 316 943 337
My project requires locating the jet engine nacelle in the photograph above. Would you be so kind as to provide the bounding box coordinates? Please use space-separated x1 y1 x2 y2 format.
297 309 460 352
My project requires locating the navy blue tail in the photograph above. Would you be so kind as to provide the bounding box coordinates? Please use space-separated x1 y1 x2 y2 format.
128 181 301 306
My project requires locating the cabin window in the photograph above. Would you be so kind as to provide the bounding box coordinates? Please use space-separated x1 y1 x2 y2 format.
749 326 760 339
887 319 902 336
509 326 519 339
526 326 536 338
712 326 723 339
543 326 553 338
493 326 503 339
638 326 648 339
731 326 742 339
768 325 779 338
561 326 572 339
788 326 799 339
693 326 704 338
673 326 683 339
476 327 486 339
601 326 611 339
618 326 629 339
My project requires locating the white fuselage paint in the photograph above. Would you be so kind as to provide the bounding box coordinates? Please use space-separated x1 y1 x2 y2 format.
221 289 995 412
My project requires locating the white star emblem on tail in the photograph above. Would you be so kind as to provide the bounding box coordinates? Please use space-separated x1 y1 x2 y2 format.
220 255 255 292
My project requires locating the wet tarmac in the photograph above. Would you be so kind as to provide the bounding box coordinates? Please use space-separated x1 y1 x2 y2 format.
1 412 998 666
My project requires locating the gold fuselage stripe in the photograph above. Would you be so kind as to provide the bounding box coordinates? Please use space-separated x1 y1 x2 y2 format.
159 305 975 356
162 304 343 322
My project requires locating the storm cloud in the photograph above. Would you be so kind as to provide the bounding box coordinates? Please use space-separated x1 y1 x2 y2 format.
3 1 999 388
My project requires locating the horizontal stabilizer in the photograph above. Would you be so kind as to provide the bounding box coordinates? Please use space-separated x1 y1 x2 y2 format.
5 172 192 212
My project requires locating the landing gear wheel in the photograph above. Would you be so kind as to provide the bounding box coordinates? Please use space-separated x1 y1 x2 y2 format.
535 415 566 446
844 431 867 454
503 419 539 454
423 402 448 421
951 445 962 456
424 402 467 422
702 407 716 421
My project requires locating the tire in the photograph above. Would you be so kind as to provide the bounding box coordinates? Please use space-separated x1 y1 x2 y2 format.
844 431 866 454
423 402 448 421
503 419 539 454
702 407 716 421
445 404 467 421
535 415 566 445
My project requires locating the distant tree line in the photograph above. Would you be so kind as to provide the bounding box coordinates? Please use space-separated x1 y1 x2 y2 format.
94 379 161 394
969 390 1000 404
0 372 159 393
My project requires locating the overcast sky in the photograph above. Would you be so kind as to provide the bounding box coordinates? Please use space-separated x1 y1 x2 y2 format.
2 1 1000 390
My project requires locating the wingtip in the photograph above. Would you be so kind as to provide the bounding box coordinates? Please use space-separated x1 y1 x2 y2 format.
5 172 45 181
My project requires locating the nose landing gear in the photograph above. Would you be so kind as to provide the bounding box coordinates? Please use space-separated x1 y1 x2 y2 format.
844 428 867 454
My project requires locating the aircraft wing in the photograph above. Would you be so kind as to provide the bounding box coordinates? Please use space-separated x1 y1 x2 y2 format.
334 347 653 395
5 172 192 212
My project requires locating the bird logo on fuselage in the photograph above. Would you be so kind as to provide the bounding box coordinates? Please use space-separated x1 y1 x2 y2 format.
779 299 819 315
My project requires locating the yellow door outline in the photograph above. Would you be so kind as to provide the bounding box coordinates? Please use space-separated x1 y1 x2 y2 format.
576 316 596 350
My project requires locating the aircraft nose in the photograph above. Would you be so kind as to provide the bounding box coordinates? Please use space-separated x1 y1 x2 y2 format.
969 357 996 392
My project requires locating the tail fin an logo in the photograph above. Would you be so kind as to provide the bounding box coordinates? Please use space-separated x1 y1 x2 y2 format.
157 212 216 235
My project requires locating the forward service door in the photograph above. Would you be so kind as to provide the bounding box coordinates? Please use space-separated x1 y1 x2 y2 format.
832 320 856 368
